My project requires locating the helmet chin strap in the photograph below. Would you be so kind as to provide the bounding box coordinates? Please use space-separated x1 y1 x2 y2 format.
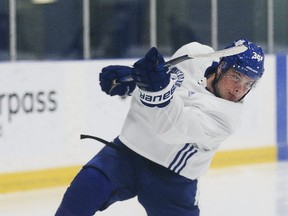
237 88 251 102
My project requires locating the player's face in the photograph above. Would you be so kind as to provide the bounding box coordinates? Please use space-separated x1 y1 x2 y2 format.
216 69 255 102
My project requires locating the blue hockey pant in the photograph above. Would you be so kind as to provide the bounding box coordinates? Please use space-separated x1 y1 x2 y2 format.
55 137 200 216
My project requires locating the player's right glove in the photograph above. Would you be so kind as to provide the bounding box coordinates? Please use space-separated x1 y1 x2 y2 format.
99 65 136 97
132 47 170 92
132 48 176 108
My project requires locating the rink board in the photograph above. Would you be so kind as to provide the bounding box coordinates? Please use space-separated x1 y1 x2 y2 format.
0 55 287 193
0 146 277 193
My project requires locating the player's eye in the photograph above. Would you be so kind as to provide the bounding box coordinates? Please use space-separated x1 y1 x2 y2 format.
231 74 241 82
226 73 241 82
245 81 255 89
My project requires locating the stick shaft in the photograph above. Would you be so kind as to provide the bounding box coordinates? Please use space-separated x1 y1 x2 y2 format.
114 44 247 83
164 44 247 67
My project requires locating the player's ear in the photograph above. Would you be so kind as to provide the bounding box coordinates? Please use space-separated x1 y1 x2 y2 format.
217 61 230 77
215 62 223 76
217 61 225 71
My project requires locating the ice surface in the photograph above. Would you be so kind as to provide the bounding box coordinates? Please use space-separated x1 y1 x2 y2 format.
0 162 287 216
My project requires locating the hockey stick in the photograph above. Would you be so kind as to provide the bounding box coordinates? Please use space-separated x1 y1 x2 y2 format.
111 44 247 85
108 44 247 93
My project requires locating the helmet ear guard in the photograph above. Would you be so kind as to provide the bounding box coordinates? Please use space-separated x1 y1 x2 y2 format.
204 61 218 78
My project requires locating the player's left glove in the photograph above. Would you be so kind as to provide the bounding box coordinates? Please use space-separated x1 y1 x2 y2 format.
99 65 136 97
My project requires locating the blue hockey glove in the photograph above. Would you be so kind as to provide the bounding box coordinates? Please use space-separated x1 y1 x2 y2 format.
99 65 136 96
132 47 170 92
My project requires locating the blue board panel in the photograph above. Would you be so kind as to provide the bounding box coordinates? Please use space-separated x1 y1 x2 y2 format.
276 54 288 160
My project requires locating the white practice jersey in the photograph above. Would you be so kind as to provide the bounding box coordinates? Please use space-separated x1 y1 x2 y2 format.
119 42 243 180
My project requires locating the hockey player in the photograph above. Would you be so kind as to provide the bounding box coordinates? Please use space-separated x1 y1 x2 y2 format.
55 38 264 216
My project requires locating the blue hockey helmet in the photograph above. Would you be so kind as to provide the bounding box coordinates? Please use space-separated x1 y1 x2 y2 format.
221 38 265 81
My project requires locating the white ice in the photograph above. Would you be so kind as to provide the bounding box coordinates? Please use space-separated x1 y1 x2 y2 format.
0 162 287 216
